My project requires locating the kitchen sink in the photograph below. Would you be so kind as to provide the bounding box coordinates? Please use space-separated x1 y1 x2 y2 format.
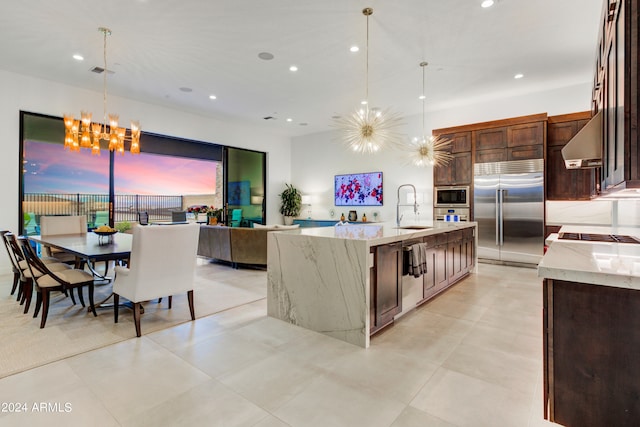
396 225 432 230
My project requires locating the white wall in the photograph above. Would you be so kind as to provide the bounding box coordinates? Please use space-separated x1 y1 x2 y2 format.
291 82 593 224
0 69 291 274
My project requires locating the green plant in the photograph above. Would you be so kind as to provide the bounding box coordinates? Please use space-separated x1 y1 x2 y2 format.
115 221 132 233
279 183 302 217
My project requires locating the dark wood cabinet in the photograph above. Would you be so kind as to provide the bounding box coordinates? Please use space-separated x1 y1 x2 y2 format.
422 236 438 300
434 115 546 198
446 230 464 284
598 0 640 191
475 121 545 163
507 144 544 161
370 242 402 334
475 127 508 163
546 113 595 200
475 127 507 151
462 227 475 273
433 233 449 292
544 278 640 426
434 132 472 186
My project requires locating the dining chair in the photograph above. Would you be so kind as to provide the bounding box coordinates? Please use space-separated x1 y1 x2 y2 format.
2 230 75 306
4 232 73 313
230 209 243 227
93 211 109 228
2 230 21 296
112 223 199 337
23 212 38 235
137 211 149 225
18 237 97 328
171 211 187 223
39 215 88 264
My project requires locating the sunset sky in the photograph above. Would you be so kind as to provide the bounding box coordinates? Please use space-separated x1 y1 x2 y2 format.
24 141 217 195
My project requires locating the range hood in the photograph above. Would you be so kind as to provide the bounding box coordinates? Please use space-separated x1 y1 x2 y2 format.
561 110 602 169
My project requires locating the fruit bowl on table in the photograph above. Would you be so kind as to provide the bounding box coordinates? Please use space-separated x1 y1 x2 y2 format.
93 230 118 236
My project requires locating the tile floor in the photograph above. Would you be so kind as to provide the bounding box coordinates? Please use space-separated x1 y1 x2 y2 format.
0 262 558 427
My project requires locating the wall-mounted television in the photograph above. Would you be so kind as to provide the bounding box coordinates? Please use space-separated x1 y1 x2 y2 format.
334 172 383 206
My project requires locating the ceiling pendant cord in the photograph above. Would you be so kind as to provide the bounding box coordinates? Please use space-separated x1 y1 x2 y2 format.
420 61 428 136
363 7 372 113
101 27 110 134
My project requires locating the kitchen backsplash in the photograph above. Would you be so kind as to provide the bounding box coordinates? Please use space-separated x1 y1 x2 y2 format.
546 200 640 227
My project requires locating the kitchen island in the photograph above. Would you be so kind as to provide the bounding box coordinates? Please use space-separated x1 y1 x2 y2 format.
267 221 477 348
538 225 640 427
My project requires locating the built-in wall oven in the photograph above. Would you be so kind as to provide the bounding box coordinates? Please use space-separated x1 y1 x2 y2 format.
434 186 470 221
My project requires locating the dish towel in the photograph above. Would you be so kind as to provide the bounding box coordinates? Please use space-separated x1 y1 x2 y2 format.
409 243 427 278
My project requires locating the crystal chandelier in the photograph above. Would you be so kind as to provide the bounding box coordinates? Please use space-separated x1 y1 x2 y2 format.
403 62 451 167
334 8 403 154
64 27 140 155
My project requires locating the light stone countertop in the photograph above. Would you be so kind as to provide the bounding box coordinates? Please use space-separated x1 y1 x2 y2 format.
286 221 477 247
538 224 640 289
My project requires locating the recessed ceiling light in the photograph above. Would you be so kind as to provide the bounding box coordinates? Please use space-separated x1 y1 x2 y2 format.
179 87 192 92
481 0 494 8
514 73 524 79
73 54 84 61
289 65 298 72
258 52 274 60
360 100 368 105
418 94 426 100
350 46 359 53
209 95 217 100
286 118 293 122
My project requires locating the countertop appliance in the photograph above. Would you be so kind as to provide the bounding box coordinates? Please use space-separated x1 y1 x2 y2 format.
434 186 469 222
434 186 469 208
474 159 544 265
558 232 640 244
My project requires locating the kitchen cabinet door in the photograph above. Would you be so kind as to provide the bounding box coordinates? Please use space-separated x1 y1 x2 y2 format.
433 231 449 292
370 242 402 334
475 148 507 163
507 144 543 161
446 230 464 284
422 236 438 301
544 279 640 427
462 227 475 273
507 121 544 147
475 127 507 151
434 132 472 186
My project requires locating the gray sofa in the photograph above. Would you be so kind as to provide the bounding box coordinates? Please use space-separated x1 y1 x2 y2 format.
197 225 275 267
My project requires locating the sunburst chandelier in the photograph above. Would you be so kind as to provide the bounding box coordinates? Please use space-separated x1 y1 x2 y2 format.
334 8 403 154
403 62 451 167
63 27 140 156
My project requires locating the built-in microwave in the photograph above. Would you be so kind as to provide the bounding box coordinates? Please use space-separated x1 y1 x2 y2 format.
434 186 470 208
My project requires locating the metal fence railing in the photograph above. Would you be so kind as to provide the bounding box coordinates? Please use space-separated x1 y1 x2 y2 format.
22 193 185 234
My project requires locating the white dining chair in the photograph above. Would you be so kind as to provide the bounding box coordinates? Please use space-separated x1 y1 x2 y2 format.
112 223 200 337
39 215 88 263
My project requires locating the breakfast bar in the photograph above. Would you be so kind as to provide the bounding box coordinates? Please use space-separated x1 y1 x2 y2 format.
267 221 477 348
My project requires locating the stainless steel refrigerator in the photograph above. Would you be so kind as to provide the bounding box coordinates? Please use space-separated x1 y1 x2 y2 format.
473 159 544 266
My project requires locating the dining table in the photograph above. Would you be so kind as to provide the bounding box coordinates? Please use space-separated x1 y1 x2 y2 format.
29 232 132 280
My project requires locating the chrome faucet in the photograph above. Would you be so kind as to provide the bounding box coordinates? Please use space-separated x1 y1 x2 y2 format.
396 184 418 227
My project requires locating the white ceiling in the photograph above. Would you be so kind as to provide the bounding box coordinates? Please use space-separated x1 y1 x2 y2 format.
0 0 602 137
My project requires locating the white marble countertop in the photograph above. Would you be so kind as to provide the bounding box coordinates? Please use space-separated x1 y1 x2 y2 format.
288 221 476 247
538 225 640 289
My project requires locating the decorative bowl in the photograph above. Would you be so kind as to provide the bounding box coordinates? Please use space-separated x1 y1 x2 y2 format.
93 230 118 236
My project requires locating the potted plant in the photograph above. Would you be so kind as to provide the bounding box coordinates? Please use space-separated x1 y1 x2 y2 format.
279 183 302 225
205 206 223 225
115 221 132 233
